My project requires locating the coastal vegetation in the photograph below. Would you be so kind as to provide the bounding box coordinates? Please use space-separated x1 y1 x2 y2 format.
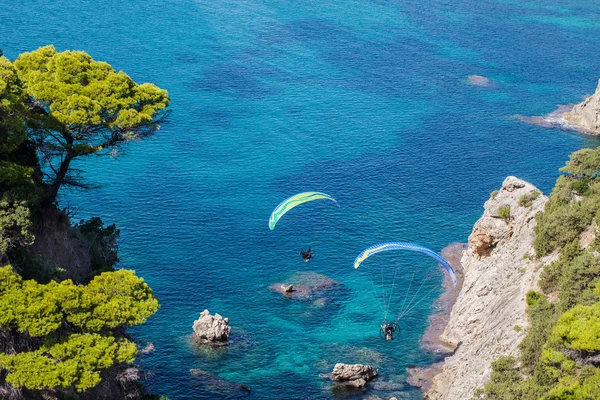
518 190 541 208
0 46 169 398
498 205 511 221
473 147 600 400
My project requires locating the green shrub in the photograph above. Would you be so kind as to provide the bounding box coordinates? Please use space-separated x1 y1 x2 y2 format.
491 190 499 200
572 178 590 195
518 191 541 207
0 265 159 392
0 196 34 254
0 334 137 391
472 357 524 399
547 367 600 400
534 200 594 257
556 251 600 312
520 292 555 372
539 239 582 294
498 205 511 220
559 147 600 179
550 302 600 352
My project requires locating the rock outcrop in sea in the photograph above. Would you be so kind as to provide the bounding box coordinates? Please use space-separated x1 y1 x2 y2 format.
424 176 549 400
563 79 600 134
330 363 378 388
269 272 340 300
192 310 231 344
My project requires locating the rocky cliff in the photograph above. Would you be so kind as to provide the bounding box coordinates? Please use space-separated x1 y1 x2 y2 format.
563 80 600 134
426 177 550 400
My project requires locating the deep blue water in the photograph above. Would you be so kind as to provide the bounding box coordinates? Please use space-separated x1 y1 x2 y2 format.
3 0 600 398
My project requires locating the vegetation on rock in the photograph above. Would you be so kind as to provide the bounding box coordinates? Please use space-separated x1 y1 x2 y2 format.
474 147 600 399
498 205 511 221
519 190 541 207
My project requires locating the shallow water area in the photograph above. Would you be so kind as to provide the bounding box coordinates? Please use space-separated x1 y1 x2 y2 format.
3 0 600 398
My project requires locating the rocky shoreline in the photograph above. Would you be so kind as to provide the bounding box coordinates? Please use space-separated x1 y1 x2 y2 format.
563 80 600 134
517 79 600 135
409 177 551 399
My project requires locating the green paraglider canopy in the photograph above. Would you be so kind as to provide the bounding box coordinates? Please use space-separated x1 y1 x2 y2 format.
269 192 338 230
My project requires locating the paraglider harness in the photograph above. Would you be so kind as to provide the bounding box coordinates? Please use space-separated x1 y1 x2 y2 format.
380 321 399 340
300 247 313 262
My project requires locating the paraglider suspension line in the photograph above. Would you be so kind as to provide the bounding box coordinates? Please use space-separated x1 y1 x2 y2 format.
398 270 416 320
384 268 399 322
395 282 439 324
369 278 386 317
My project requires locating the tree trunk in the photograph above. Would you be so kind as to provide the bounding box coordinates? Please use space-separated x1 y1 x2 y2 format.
48 145 73 204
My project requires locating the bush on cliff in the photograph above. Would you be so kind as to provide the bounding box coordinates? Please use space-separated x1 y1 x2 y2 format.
533 177 595 257
534 149 600 257
519 291 556 373
498 205 511 220
519 190 541 207
473 357 524 400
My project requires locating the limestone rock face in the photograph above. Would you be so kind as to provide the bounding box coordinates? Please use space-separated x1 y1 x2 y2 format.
563 80 600 134
331 363 378 388
467 177 529 260
192 310 231 343
426 177 552 400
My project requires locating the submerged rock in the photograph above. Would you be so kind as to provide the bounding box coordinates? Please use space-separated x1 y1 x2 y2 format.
330 363 378 388
192 310 231 344
311 297 328 307
467 75 492 87
269 272 341 300
190 369 250 394
406 363 444 393
563 79 600 134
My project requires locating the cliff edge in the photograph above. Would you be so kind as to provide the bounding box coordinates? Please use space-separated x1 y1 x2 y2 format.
426 177 549 400
563 80 600 134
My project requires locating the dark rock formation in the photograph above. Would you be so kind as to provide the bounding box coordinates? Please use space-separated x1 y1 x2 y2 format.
269 272 340 300
190 369 250 394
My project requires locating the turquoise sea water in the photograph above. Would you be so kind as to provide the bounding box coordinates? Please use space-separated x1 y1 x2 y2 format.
3 0 600 398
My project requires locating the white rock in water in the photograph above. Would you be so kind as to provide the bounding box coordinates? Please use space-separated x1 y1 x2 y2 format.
563 79 600 134
192 309 231 343
331 363 377 388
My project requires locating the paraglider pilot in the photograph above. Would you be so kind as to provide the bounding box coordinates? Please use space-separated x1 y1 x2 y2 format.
381 321 397 340
300 247 313 262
